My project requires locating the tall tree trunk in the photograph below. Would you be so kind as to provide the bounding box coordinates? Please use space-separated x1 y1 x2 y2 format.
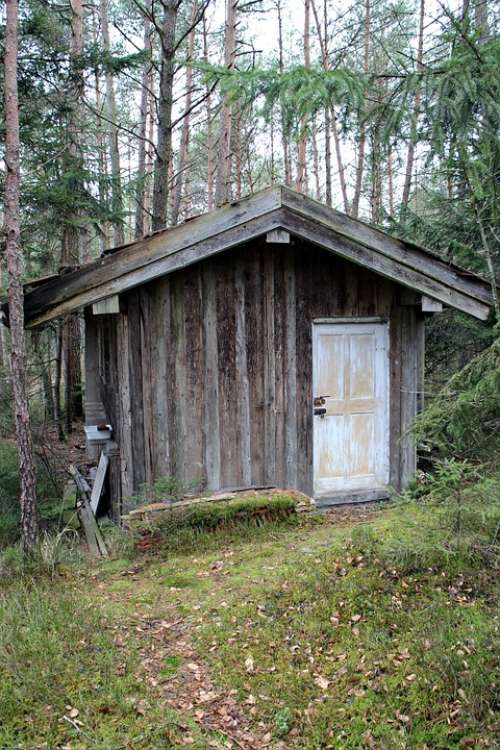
215 0 237 206
134 0 152 239
295 0 310 193
62 0 84 431
203 13 215 210
387 144 395 215
4 0 38 553
99 0 124 245
152 0 178 231
277 0 292 186
401 0 424 209
370 127 382 223
171 3 197 226
311 117 321 199
351 0 370 218
474 0 490 41
0 262 6 371
33 331 55 422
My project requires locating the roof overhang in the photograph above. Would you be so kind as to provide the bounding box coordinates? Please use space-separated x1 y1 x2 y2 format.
9 186 494 327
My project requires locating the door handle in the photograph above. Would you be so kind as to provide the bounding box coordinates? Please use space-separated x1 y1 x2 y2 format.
314 407 327 416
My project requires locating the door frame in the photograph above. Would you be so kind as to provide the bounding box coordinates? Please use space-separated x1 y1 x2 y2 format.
311 317 391 501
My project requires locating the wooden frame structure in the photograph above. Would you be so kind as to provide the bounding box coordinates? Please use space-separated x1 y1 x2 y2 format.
6 186 493 514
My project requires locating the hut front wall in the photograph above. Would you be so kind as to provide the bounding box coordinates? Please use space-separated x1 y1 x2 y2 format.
94 239 423 507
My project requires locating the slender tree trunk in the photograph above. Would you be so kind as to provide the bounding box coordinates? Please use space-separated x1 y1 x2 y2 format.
134 0 152 239
295 0 310 193
171 3 197 225
4 0 38 553
62 0 84 431
401 0 424 209
351 0 370 218
203 13 215 209
277 0 292 186
143 73 156 234
233 107 242 199
474 0 490 41
215 0 237 206
33 332 55 422
387 144 395 215
99 0 124 245
311 117 321 199
0 262 6 371
152 0 178 231
370 127 382 223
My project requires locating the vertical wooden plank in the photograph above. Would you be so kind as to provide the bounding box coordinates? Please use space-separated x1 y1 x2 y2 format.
183 265 205 487
127 290 146 491
389 301 402 489
139 288 154 487
216 257 240 487
150 277 171 478
273 248 286 487
400 306 418 487
295 243 314 495
263 247 276 485
245 245 266 486
416 314 425 414
116 311 134 505
284 250 298 488
202 266 221 489
171 273 188 483
235 263 252 486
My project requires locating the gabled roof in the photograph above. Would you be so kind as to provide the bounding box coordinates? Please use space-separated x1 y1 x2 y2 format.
17 185 494 327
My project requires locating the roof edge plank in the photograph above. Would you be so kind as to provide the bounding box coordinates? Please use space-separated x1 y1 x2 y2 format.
9 185 493 327
281 187 492 306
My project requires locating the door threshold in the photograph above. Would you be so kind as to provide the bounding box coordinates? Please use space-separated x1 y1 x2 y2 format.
314 488 390 508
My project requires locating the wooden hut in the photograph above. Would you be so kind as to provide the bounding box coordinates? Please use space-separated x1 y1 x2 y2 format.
18 187 494 514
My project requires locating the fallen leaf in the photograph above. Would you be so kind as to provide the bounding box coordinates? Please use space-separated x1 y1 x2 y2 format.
314 675 330 690
245 656 255 673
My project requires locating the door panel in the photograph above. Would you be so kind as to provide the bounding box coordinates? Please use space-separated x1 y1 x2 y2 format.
313 322 389 496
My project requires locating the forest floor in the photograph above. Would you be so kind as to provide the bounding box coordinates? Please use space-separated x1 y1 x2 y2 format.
0 503 498 750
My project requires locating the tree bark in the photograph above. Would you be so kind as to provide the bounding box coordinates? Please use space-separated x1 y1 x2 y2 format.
295 0 310 193
62 0 84 431
4 0 38 553
401 0 425 210
134 0 152 239
171 2 197 225
215 0 237 206
99 0 124 245
152 0 178 231
351 0 370 218
277 0 292 186
202 13 215 210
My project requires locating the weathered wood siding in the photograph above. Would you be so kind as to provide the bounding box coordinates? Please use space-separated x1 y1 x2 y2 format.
94 239 421 506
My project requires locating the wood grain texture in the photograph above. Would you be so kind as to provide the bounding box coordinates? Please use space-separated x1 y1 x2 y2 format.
24 186 493 327
94 239 422 503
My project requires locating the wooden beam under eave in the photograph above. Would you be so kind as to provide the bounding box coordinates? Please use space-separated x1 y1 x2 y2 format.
421 295 443 313
92 295 120 315
266 229 290 244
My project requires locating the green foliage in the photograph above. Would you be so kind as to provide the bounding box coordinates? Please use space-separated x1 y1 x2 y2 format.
414 340 500 461
0 441 67 548
199 62 363 140
0 582 194 749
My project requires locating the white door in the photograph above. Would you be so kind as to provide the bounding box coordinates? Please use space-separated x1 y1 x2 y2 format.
312 321 389 496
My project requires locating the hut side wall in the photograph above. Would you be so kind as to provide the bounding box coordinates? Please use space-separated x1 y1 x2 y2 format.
93 239 422 509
